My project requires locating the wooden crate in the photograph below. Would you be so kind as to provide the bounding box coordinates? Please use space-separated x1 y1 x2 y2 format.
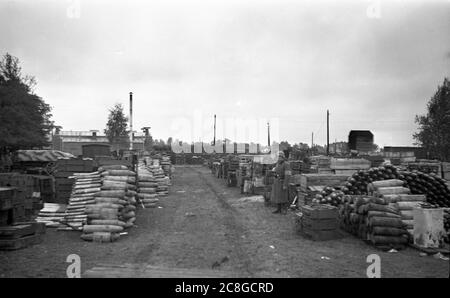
300 205 338 220
0 210 11 226
334 169 358 176
290 174 302 185
0 233 43 250
405 162 442 178
12 205 25 222
0 224 35 239
330 158 371 170
299 174 348 192
0 187 15 211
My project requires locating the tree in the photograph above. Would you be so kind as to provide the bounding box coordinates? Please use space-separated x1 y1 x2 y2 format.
413 78 450 161
104 103 129 143
0 53 55 150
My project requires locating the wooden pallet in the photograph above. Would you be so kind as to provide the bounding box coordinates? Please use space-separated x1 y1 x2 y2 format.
0 224 36 239
83 264 240 278
0 233 43 250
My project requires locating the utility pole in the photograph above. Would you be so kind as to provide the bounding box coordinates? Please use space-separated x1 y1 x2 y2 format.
311 132 314 155
267 121 271 147
129 92 133 151
326 109 330 156
213 114 216 146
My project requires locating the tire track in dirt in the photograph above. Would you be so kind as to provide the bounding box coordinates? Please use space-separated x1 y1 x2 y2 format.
190 167 254 277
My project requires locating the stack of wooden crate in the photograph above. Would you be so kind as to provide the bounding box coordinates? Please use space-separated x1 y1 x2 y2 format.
309 156 332 174
53 158 96 204
290 161 302 175
330 158 371 176
32 175 54 204
0 173 40 221
297 205 341 241
404 161 443 178
299 174 348 192
0 187 15 226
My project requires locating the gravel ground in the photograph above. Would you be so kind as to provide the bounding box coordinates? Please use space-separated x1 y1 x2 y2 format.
0 165 448 278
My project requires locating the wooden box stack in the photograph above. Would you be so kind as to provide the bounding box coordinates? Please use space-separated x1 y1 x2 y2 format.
297 205 341 241
0 173 40 221
290 161 302 175
32 175 54 203
309 156 332 174
330 158 371 176
404 161 443 178
299 174 348 192
1 187 16 226
53 158 96 204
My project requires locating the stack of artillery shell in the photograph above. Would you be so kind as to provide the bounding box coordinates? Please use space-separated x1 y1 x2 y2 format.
58 171 102 231
148 165 170 196
37 203 67 227
339 196 409 250
368 179 426 235
160 156 172 177
137 163 159 208
81 165 137 242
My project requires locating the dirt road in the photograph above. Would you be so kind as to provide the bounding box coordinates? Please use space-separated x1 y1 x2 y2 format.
1 165 448 278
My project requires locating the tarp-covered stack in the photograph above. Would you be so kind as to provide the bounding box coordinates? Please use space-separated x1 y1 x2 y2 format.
137 163 159 208
339 196 409 250
58 172 101 231
81 166 137 242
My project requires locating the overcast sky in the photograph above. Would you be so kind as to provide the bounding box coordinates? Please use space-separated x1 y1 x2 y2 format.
1 0 449 147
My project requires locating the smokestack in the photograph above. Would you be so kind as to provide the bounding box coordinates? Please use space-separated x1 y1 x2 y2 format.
129 92 133 151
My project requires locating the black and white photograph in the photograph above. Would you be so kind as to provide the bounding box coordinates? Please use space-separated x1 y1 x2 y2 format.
0 0 449 284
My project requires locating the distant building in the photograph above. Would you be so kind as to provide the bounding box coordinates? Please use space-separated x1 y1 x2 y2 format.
348 130 374 153
383 146 428 159
51 130 146 156
329 141 348 154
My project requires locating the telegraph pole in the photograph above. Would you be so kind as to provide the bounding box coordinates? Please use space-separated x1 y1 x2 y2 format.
213 114 216 146
326 109 330 156
267 121 271 147
129 92 133 151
